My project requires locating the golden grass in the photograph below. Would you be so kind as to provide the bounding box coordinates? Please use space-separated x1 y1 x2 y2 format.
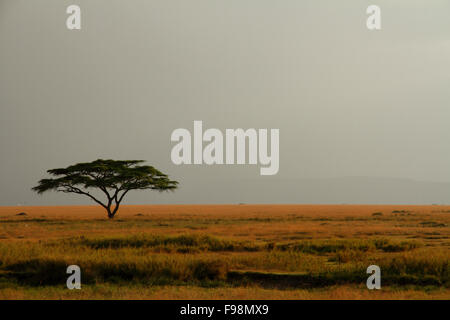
1 285 448 300
0 205 448 299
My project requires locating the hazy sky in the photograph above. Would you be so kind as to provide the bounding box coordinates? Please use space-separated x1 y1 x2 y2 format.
1 0 450 205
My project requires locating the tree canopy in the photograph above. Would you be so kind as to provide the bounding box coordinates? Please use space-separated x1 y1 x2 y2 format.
32 159 178 218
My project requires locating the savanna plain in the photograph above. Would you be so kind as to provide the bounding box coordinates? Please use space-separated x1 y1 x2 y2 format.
0 205 448 300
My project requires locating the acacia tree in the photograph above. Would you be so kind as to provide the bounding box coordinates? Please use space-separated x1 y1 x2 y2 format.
32 159 178 219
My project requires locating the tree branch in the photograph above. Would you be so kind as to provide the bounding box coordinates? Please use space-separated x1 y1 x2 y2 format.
63 185 108 209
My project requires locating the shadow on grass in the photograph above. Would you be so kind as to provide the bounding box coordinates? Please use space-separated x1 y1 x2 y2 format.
2 259 447 289
227 270 446 289
2 258 229 287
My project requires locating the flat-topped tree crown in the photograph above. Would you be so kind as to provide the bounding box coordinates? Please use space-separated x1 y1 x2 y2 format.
32 159 178 218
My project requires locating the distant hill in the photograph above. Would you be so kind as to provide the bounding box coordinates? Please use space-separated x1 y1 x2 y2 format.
17 176 450 206
194 176 450 205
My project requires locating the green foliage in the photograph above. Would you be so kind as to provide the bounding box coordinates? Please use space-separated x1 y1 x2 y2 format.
32 159 178 218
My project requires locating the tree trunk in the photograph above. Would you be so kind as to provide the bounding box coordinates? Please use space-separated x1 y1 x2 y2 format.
106 203 120 219
106 207 115 219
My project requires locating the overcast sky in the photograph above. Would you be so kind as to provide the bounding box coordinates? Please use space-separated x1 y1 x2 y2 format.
1 0 450 205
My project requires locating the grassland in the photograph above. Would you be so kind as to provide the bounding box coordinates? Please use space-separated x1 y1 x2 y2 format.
0 205 448 299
